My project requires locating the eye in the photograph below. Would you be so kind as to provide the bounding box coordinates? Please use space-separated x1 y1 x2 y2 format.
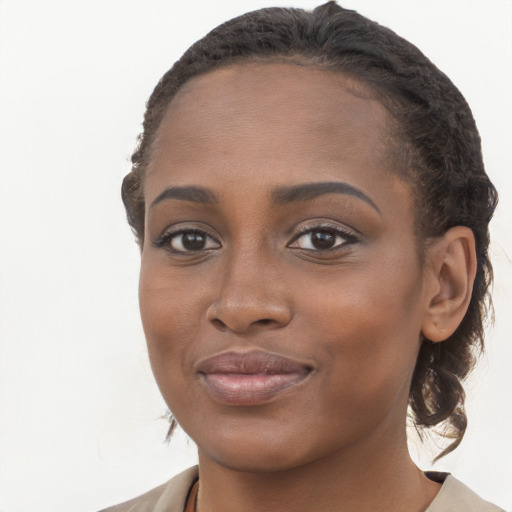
288 226 357 251
156 229 221 253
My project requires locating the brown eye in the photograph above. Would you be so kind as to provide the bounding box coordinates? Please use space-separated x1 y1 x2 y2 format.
310 230 337 250
289 226 357 252
181 232 207 251
167 230 220 253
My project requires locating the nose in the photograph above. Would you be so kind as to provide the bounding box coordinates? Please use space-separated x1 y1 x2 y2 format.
206 252 292 334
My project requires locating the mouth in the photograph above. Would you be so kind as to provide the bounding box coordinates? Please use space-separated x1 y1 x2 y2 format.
196 350 313 406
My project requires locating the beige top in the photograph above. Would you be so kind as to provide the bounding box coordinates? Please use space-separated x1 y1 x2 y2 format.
99 466 504 512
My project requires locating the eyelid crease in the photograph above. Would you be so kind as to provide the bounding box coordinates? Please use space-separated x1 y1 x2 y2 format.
289 220 361 240
287 222 361 252
152 225 221 250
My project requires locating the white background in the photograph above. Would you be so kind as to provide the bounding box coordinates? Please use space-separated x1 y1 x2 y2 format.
0 1 511 511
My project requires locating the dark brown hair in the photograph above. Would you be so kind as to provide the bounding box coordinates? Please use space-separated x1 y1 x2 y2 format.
123 2 497 459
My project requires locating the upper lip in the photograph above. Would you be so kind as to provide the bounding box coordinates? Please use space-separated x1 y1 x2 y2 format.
196 350 313 375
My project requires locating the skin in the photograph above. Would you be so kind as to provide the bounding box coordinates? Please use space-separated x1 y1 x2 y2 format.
138 63 472 512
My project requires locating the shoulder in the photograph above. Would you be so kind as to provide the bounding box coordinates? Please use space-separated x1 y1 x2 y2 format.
426 472 505 512
98 466 199 512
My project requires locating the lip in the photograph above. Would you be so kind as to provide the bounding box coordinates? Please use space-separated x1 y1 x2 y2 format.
196 350 313 406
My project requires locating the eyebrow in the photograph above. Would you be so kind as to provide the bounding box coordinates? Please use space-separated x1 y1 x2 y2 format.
272 181 381 214
150 186 218 209
149 181 380 214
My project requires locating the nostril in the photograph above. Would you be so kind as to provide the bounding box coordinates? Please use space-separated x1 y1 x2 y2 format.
209 316 279 333
207 299 292 333
211 318 228 330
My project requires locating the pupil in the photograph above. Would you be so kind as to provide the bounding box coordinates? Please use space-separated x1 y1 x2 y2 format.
311 230 335 249
182 232 206 250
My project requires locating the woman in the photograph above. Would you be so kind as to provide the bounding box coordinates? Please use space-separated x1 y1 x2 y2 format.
102 2 502 511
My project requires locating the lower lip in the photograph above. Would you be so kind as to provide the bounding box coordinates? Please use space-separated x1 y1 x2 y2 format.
200 372 310 406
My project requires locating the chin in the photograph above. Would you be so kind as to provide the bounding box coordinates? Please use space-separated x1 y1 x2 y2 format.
199 443 314 474
192 419 353 475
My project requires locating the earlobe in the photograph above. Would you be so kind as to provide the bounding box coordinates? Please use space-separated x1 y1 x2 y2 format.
421 227 477 343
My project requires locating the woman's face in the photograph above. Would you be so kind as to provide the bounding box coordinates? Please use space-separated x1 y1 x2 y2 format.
140 63 433 472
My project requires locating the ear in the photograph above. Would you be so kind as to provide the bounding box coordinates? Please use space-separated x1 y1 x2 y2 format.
421 226 477 343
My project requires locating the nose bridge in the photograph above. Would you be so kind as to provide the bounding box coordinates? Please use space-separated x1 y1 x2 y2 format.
207 242 292 332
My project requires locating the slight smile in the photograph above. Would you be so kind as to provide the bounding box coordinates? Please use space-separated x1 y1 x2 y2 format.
196 350 313 406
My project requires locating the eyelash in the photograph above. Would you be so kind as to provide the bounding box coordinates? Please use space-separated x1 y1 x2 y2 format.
154 228 221 254
154 222 359 254
287 223 359 252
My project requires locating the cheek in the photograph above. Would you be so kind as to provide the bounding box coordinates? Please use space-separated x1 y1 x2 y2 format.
139 252 209 336
138 260 206 395
299 256 424 407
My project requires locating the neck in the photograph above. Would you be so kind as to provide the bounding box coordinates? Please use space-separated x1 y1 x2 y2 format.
195 428 440 512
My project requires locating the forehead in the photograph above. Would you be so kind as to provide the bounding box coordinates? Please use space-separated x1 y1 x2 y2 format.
144 62 409 221
144 62 416 243
149 62 393 174
164 61 385 125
